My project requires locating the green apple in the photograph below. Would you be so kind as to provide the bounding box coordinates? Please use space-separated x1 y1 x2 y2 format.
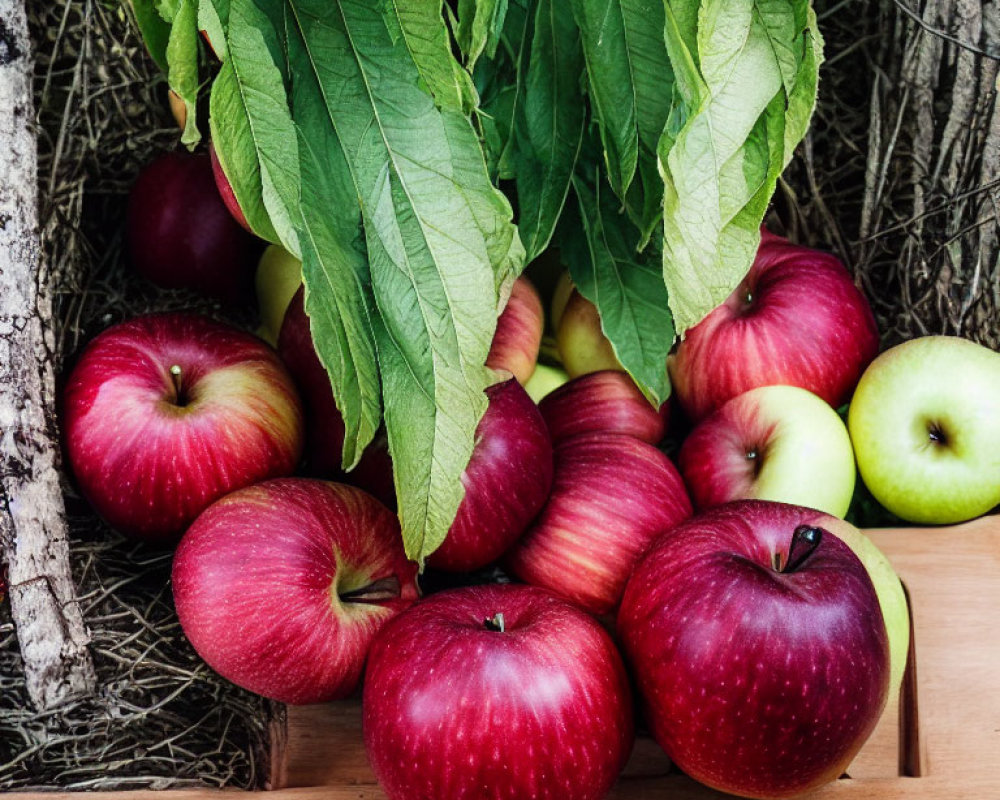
255 244 303 346
679 385 857 518
821 515 911 700
848 336 1000 525
556 290 624 378
549 270 574 333
523 363 570 403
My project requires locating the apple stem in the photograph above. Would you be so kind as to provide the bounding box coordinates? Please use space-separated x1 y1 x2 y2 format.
169 364 183 401
484 613 506 633
339 575 401 604
782 526 824 574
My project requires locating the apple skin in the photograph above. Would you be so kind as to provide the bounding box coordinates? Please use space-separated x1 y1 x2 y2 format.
539 370 665 446
486 275 544 384
277 287 396 508
848 335 1000 525
523 362 570 403
556 289 624 378
209 143 253 233
62 313 304 543
549 270 575 333
363 583 634 800
505 433 692 614
669 229 879 422
173 478 419 704
126 151 261 303
427 378 553 572
618 500 891 799
255 244 302 346
679 384 856 518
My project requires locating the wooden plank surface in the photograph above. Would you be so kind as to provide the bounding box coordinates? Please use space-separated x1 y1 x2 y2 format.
10 518 1000 799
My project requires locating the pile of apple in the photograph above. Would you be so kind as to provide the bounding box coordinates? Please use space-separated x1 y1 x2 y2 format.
60 147 1000 800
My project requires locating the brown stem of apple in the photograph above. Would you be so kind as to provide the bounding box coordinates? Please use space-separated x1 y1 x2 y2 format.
338 575 401 605
782 526 824 574
169 364 184 402
484 612 506 633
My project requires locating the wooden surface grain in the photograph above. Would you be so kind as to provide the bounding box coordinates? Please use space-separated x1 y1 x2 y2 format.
10 518 1000 798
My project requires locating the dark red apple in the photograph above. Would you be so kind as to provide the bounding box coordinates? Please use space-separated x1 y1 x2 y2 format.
539 370 665 445
486 275 544 384
126 150 261 303
617 500 890 799
277 287 395 508
173 478 419 704
505 433 692 614
62 313 304 542
669 229 879 422
363 583 634 800
426 378 553 572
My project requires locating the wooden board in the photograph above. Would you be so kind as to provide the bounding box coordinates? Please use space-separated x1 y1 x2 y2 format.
10 518 1000 799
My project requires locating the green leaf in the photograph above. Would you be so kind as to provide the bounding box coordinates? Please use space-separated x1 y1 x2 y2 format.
209 0 300 253
511 0 586 261
285 0 524 564
456 0 509 70
198 0 230 60
569 0 673 201
131 0 172 71
658 0 821 335
165 0 201 146
562 172 673 406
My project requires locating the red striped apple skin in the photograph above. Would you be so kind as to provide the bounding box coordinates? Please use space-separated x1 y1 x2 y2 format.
63 313 303 542
363 584 634 800
427 378 553 572
173 478 418 705
669 229 879 422
486 275 544 384
539 371 665 445
618 501 889 799
505 433 692 614
209 143 253 233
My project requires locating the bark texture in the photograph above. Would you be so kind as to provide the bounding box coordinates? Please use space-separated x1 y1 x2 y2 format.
0 0 95 710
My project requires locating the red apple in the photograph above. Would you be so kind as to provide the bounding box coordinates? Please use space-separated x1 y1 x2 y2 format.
427 378 553 572
505 433 692 614
669 229 879 422
486 275 544 384
277 287 395 508
209 143 253 233
62 313 303 542
539 370 665 445
126 151 261 303
173 478 419 704
556 289 624 378
363 583 634 800
678 384 857 518
618 500 890 799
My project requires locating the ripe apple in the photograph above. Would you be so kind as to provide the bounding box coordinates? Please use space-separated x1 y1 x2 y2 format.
549 270 575 332
486 275 544 384
669 229 879 422
523 362 570 403
209 142 252 232
173 478 419 704
618 500 892 799
255 244 302 346
848 335 1000 524
539 370 665 446
126 150 261 303
679 384 856 518
363 583 634 800
556 289 624 378
505 433 692 614
427 378 553 572
62 313 303 542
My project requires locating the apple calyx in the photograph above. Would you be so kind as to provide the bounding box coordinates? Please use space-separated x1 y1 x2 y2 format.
778 525 824 574
339 575 403 606
484 612 506 633
926 421 948 446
